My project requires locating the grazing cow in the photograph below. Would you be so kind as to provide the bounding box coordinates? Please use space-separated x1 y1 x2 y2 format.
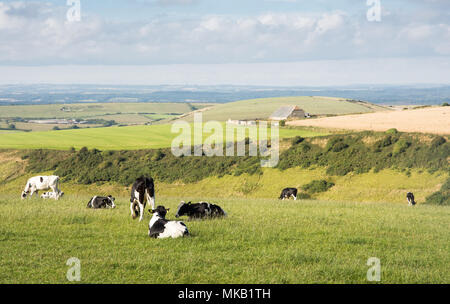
41 191 64 199
175 201 227 219
279 188 298 200
148 206 189 239
87 195 116 209
21 176 62 200
407 192 416 206
130 176 155 222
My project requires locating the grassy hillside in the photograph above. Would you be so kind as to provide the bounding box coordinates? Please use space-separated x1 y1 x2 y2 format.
1 128 448 204
179 96 388 122
0 124 327 150
0 194 448 284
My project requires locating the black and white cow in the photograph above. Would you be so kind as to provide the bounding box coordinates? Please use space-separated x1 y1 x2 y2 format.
130 176 155 222
41 191 64 199
175 201 227 220
279 188 298 200
86 195 116 209
407 192 416 206
22 175 63 200
148 206 189 239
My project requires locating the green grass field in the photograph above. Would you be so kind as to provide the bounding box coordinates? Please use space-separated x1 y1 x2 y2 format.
179 96 388 122
0 123 328 150
0 194 448 284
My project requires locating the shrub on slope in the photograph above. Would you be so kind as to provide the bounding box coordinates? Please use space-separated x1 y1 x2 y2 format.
426 178 450 206
278 132 449 176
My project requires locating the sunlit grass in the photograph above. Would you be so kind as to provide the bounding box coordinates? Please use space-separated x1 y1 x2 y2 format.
0 123 328 150
0 195 448 284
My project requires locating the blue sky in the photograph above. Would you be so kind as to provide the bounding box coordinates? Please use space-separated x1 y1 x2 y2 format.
0 0 449 85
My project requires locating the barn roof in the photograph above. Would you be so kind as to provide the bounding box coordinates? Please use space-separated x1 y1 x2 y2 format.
269 106 301 120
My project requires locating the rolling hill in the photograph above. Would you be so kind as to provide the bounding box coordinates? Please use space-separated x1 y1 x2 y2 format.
178 96 388 122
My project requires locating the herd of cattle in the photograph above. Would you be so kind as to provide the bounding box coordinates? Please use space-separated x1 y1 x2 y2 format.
21 175 227 239
21 175 417 239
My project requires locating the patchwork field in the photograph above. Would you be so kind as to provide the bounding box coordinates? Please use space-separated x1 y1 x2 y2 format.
0 102 199 119
288 106 450 135
179 96 388 122
0 194 448 284
0 102 212 131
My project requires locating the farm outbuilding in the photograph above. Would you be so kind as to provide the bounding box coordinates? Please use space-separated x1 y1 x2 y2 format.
269 106 306 121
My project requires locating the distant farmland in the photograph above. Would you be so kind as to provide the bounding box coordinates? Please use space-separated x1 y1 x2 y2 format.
0 102 211 130
179 96 388 122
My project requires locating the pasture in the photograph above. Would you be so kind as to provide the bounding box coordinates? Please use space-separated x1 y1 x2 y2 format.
0 194 448 284
179 96 388 122
0 123 328 150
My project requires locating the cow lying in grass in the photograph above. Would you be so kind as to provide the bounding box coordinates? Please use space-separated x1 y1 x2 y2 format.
175 201 227 220
148 206 189 239
87 195 116 209
41 191 64 199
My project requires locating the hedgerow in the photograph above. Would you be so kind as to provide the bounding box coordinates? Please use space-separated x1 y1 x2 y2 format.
23 143 264 185
21 131 449 186
278 132 449 176
302 180 335 194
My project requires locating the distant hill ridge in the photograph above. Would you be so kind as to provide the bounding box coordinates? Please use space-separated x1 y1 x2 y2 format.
178 96 388 122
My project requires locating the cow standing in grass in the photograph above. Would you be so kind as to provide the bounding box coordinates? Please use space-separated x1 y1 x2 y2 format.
130 176 155 222
407 192 416 206
279 188 298 200
21 176 63 200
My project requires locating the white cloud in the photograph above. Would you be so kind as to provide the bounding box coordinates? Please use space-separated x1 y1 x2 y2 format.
0 1 449 66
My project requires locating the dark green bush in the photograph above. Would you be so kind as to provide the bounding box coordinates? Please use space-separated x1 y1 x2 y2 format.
302 180 335 194
331 142 349 152
386 128 399 135
431 136 446 148
425 191 449 206
393 139 411 155
426 178 450 206
297 193 311 199
291 136 305 145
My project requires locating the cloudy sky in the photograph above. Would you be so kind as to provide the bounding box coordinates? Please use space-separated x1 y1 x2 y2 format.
0 0 449 85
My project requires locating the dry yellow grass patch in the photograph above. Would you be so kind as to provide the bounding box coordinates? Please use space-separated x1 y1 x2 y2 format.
288 106 450 135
